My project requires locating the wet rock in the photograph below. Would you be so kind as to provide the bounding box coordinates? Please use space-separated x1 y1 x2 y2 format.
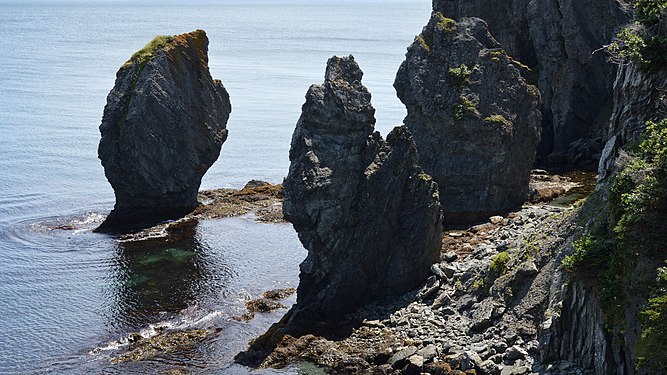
111 329 211 363
97 30 230 233
283 55 443 330
395 15 541 223
246 299 287 313
261 288 297 300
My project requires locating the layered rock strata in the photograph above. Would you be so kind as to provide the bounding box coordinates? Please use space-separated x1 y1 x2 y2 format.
283 55 443 330
395 15 541 223
96 29 230 233
433 0 630 167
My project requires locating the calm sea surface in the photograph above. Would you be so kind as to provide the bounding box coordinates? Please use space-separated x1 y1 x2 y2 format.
0 1 431 373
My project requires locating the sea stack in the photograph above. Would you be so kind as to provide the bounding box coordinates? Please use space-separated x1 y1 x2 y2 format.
283 55 443 331
96 29 231 233
395 15 541 223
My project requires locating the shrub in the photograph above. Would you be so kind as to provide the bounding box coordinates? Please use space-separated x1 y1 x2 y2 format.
448 64 472 86
483 114 512 129
434 12 455 32
607 0 667 70
634 0 667 25
635 264 667 371
490 251 510 276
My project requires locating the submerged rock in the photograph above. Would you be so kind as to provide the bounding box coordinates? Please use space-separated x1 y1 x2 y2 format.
395 15 541 223
283 55 443 330
96 29 231 233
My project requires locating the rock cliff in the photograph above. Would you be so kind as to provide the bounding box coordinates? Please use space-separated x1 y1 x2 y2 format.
434 0 630 168
395 15 541 223
283 55 443 330
96 30 230 233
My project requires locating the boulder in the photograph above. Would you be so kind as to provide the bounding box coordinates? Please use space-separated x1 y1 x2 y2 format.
283 55 443 330
96 30 230 233
433 0 630 167
395 15 541 223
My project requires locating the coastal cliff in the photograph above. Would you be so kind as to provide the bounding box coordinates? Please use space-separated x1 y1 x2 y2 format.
96 29 230 233
395 15 541 223
434 0 630 169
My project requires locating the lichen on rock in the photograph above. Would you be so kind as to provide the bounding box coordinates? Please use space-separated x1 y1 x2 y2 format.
96 29 231 233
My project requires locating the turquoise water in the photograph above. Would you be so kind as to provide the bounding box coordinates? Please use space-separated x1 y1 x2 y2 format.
0 1 431 373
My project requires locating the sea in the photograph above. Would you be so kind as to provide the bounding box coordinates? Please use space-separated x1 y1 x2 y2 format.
0 1 432 373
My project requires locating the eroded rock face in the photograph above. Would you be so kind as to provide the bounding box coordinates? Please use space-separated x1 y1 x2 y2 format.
395 15 541 223
599 62 667 181
283 55 443 330
97 30 230 233
434 0 630 167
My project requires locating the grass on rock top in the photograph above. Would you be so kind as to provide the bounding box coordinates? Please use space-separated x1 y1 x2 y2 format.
122 35 174 69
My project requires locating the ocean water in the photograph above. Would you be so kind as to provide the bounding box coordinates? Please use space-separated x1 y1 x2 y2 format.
0 1 431 373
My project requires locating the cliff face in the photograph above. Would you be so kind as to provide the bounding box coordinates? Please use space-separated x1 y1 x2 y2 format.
283 56 443 330
395 15 541 223
97 30 230 233
434 0 630 168
543 15 667 375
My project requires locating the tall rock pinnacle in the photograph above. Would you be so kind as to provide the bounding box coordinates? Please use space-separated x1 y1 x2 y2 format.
96 30 231 233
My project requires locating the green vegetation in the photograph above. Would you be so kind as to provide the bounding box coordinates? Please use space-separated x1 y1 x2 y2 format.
418 173 432 182
415 35 431 53
490 251 510 276
472 278 485 290
448 64 472 86
117 35 174 128
483 114 512 128
489 50 504 62
636 263 667 371
123 35 173 69
453 104 464 121
635 0 667 24
434 12 455 32
608 0 667 70
565 119 667 370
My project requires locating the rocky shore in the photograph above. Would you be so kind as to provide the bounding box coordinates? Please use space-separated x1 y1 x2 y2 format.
114 180 284 242
244 199 585 374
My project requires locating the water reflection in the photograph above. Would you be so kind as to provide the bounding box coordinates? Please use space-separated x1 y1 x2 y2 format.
109 220 224 329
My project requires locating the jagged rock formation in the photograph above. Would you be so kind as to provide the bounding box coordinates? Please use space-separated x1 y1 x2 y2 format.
434 0 630 168
395 15 541 223
96 30 230 233
283 55 443 330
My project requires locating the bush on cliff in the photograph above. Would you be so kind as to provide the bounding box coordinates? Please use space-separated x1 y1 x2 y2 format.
608 0 667 70
565 119 667 371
